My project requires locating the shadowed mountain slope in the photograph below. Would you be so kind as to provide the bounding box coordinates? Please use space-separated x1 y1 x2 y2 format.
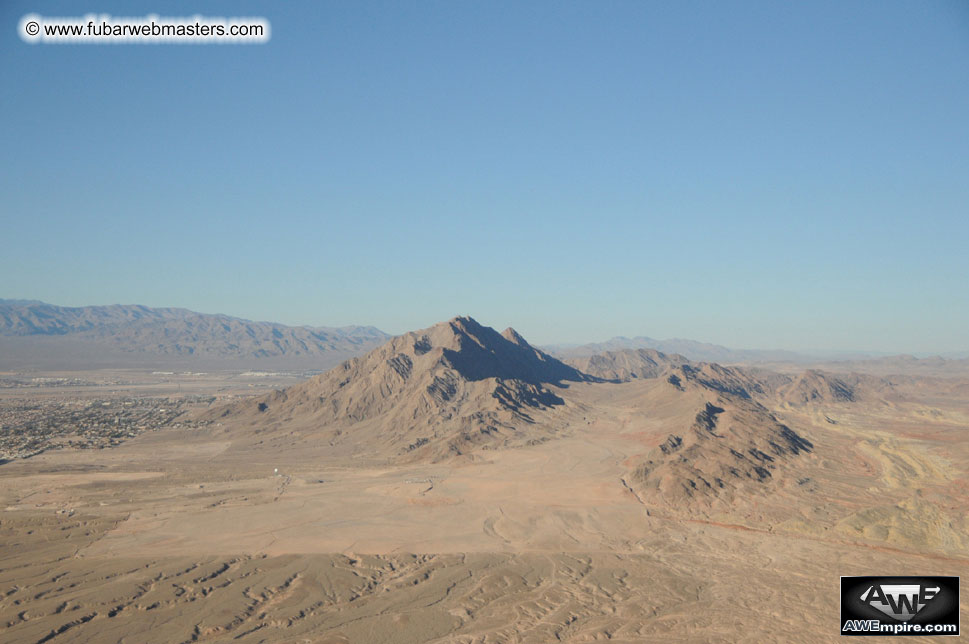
627 391 815 513
778 369 863 404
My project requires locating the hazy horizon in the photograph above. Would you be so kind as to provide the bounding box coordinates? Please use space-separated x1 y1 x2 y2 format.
3 1 967 354
2 296 967 358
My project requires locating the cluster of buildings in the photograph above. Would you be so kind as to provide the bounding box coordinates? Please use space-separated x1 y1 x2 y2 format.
0 394 215 461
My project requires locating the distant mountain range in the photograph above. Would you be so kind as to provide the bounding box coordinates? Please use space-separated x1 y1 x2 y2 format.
2 299 966 376
544 336 808 364
0 299 390 370
544 336 969 375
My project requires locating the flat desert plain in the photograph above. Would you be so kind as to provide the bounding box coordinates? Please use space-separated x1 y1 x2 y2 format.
1 319 967 643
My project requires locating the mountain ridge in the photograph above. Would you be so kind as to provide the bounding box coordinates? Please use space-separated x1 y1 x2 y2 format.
547 336 811 364
0 299 390 369
208 316 591 461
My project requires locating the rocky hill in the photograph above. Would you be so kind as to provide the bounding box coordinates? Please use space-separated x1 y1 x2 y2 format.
209 316 591 461
627 393 815 512
565 345 891 407
564 348 689 382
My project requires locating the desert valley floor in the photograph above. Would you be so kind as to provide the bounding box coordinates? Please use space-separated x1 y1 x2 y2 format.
1 318 967 643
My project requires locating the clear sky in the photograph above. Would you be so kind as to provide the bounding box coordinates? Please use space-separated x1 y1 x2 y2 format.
2 1 968 353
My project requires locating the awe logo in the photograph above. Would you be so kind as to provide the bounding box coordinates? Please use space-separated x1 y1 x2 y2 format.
860 583 940 621
841 576 960 637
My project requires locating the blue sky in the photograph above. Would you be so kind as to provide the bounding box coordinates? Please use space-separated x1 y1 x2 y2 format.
2 1 967 352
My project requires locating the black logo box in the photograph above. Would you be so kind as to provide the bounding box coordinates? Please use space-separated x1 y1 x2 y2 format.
841 576 959 637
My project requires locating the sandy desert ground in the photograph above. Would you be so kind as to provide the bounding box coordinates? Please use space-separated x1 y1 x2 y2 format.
1 321 967 643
